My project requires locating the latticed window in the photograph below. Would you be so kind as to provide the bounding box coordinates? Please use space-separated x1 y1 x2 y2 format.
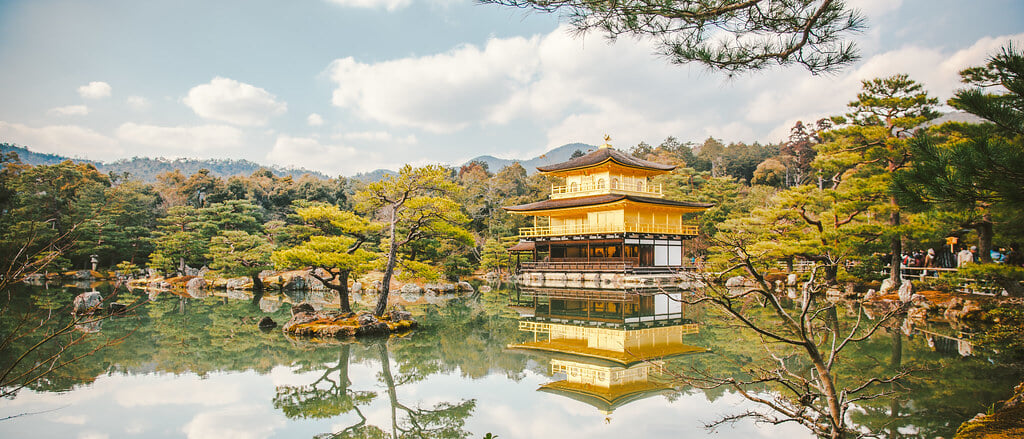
597 178 606 189
610 178 619 189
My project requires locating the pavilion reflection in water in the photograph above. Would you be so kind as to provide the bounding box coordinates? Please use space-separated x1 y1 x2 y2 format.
508 286 707 414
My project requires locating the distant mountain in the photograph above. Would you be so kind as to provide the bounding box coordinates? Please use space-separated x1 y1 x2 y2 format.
350 168 398 183
463 142 596 175
0 143 102 167
0 143 330 182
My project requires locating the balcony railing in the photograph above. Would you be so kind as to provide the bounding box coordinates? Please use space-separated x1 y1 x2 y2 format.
518 223 699 237
550 182 662 199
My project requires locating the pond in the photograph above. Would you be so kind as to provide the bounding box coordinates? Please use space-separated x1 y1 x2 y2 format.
0 282 1020 438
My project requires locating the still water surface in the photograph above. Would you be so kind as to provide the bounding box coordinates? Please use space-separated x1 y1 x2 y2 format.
0 282 1019 438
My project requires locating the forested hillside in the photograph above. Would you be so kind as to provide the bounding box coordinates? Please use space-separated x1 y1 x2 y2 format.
0 143 330 182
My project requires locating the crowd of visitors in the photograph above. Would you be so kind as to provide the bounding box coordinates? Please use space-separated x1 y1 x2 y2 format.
897 242 1023 277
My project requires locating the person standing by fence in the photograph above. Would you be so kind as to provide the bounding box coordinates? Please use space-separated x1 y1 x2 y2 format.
957 247 974 267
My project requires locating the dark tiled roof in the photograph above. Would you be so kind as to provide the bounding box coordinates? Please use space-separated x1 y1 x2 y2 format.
536 148 676 173
507 241 536 251
503 194 713 212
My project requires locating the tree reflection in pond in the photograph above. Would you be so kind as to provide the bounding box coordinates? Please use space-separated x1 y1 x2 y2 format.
273 343 377 437
0 284 1021 439
271 338 477 439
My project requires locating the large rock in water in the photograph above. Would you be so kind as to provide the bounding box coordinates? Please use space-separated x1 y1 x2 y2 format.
258 317 277 329
291 302 316 316
73 291 102 314
186 277 207 291
725 276 747 287
225 277 250 290
880 278 896 294
400 284 423 294
898 281 913 303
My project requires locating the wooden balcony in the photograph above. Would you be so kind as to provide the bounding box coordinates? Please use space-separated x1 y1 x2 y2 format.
519 260 635 272
518 223 699 238
550 182 663 199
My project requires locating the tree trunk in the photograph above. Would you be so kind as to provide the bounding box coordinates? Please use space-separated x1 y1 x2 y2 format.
377 342 399 439
309 268 353 313
806 344 846 439
376 247 398 317
375 209 399 317
337 270 351 314
889 203 902 284
824 262 838 285
338 343 351 392
973 212 994 263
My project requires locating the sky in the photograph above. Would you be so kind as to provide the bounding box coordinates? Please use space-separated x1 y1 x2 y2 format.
0 0 1022 177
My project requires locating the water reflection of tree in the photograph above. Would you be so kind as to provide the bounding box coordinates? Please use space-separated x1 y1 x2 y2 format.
371 339 476 439
273 343 377 437
667 298 1022 438
0 282 140 398
272 338 476 439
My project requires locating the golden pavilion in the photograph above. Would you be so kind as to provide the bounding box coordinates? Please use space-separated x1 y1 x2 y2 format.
504 140 712 272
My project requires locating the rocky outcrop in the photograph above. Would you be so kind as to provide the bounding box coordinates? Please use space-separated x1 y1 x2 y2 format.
880 278 896 294
225 277 251 290
898 281 913 303
400 284 423 294
108 302 128 315
258 316 277 329
186 277 207 291
291 302 316 315
72 291 103 314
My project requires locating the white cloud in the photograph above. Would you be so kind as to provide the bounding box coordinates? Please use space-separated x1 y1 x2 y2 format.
114 375 244 407
267 134 362 175
49 105 89 116
326 22 1022 163
307 113 324 126
750 32 1024 144
334 131 417 144
116 122 243 153
846 0 904 17
326 0 413 12
0 121 121 159
184 77 287 126
55 415 89 425
329 35 541 134
78 81 112 99
181 405 284 439
126 96 149 110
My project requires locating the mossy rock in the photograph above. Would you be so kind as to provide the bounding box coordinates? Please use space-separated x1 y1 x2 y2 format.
283 310 417 339
955 405 1024 438
956 381 1024 439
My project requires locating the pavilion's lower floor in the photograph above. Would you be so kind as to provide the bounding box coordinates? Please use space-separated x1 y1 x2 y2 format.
511 233 698 270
